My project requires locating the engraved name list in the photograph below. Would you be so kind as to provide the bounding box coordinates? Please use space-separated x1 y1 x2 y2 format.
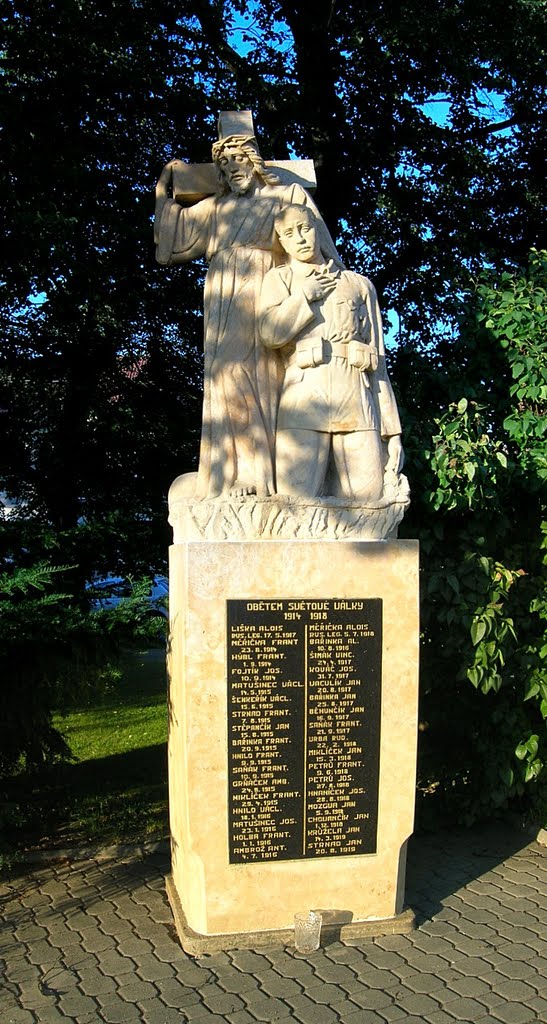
227 598 382 864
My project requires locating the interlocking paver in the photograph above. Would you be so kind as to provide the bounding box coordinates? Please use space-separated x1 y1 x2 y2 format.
200 950 232 966
344 965 400 990
175 964 214 989
392 989 442 1015
524 934 547 956
135 952 176 981
94 916 134 937
490 1004 539 1024
96 992 144 1022
77 965 119 995
440 995 494 1020
155 976 203 1008
2 825 546 1024
358 942 409 966
498 940 539 961
494 978 540 1002
243 989 293 1020
397 950 449 973
116 934 156 958
373 1004 410 1022
56 991 102 1017
25 939 61 965
207 967 261 994
391 968 448 994
257 971 301 998
324 941 380 963
475 989 508 1011
420 919 459 940
328 996 369 1019
421 1013 462 1024
343 984 395 1010
337 977 388 1008
134 1003 186 1024
79 928 117 953
300 977 347 1004
524 953 547 976
202 989 247 1015
223 1011 259 1024
41 923 77 946
495 959 537 980
390 932 443 956
180 1006 242 1023
523 995 547 1017
229 950 275 973
445 975 493 998
444 935 497 957
94 949 138 977
261 953 316 980
4 960 41 984
340 1008 390 1024
13 923 48 941
0 1010 37 1023
22 1006 69 1023
310 960 357 985
58 946 98 970
479 948 515 969
284 992 339 1023
447 955 495 977
373 933 411 952
117 977 159 1003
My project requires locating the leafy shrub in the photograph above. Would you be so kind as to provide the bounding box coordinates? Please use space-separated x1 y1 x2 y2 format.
409 250 547 825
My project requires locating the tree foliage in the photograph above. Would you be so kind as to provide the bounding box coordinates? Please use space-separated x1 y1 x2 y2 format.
1 2 546 817
0 562 166 779
399 250 547 823
2 2 544 554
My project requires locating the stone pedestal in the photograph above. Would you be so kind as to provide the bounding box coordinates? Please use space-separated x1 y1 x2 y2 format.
167 539 419 953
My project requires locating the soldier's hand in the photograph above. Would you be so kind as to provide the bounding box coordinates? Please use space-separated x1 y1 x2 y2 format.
302 270 337 303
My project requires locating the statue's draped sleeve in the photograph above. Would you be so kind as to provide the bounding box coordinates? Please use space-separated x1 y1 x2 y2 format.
155 197 214 265
258 267 317 349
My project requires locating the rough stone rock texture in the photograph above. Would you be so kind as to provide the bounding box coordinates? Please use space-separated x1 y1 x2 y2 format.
169 487 410 544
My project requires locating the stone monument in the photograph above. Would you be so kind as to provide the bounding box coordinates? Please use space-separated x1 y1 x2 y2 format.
157 111 419 952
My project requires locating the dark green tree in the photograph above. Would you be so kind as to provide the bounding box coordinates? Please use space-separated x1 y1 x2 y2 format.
1 2 546 818
1 0 216 577
3 1 545 571
397 250 547 824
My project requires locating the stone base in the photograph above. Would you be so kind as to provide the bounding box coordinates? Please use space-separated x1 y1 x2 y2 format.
166 873 416 955
167 538 419 941
168 478 410 543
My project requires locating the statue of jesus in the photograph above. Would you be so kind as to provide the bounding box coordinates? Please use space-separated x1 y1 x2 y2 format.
155 122 342 500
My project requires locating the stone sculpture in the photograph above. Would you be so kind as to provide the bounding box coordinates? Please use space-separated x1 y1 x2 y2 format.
258 204 404 501
155 112 341 500
160 112 410 541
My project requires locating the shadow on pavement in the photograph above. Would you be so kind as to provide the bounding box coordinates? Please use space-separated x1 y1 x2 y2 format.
406 820 536 924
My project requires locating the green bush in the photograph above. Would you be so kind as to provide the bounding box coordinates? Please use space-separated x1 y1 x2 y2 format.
407 250 547 825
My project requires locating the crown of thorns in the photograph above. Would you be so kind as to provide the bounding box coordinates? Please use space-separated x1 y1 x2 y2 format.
211 134 259 161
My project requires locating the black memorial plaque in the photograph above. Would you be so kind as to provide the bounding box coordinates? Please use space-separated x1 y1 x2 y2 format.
227 599 382 864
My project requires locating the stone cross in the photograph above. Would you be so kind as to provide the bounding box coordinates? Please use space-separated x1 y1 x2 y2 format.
169 110 316 204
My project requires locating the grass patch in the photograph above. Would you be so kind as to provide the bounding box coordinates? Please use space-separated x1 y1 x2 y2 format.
2 649 169 858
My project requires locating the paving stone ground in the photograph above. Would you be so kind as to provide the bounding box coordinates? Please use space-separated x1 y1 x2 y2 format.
1 823 546 1024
